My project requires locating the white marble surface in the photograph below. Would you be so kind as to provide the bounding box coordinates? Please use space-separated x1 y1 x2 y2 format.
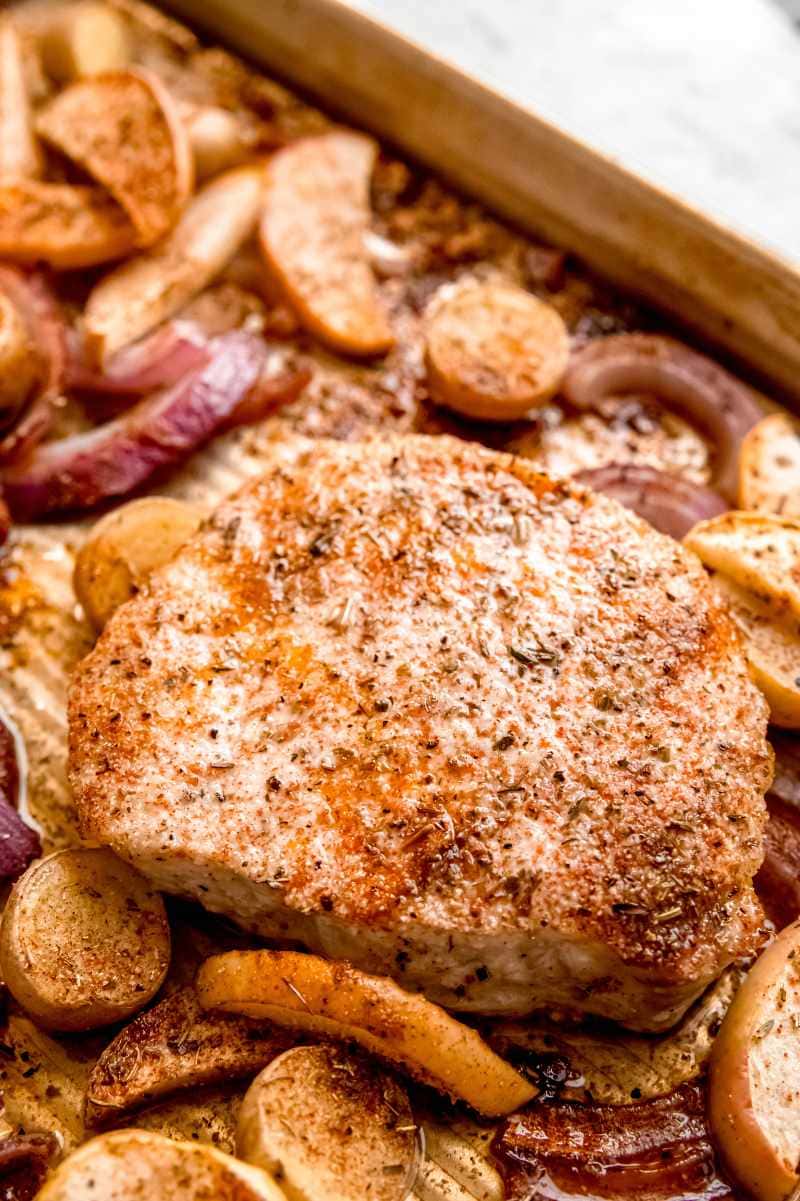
354 0 800 265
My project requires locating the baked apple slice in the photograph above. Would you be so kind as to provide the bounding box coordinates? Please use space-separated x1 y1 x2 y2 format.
36 68 193 246
0 179 136 268
710 919 800 1201
685 511 800 621
259 131 393 356
739 412 800 518
0 16 42 179
83 164 264 363
196 949 536 1117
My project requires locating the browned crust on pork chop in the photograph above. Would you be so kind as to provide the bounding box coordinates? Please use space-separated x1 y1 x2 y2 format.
68 434 771 1029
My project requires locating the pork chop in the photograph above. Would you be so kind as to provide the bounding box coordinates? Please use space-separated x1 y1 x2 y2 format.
68 434 772 1031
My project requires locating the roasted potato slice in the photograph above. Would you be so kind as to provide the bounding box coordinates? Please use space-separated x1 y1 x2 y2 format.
0 847 170 1031
37 1129 288 1201
38 2 130 82
74 496 203 631
0 16 43 179
36 68 193 246
711 573 800 728
0 179 136 269
259 131 393 356
83 163 264 362
183 103 254 180
710 919 800 1201
0 286 41 424
424 281 569 421
85 984 294 1126
196 950 536 1116
684 511 800 621
237 1045 418 1201
739 412 800 518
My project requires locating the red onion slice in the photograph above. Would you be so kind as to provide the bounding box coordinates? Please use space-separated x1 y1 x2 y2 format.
0 1132 58 1200
3 331 309 521
67 319 210 403
495 1082 733 1200
0 267 66 464
754 734 800 930
563 334 763 501
576 463 727 541
0 717 41 880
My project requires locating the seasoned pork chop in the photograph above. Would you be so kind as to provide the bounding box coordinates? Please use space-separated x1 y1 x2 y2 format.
69 435 771 1031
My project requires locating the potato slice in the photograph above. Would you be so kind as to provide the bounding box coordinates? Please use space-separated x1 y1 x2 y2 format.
259 131 393 356
0 287 41 424
36 68 193 246
709 919 800 1201
37 1129 287 1201
0 16 43 179
74 496 202 631
739 412 800 518
84 163 264 363
684 511 800 622
237 1045 418 1201
0 847 170 1032
0 179 136 269
85 984 294 1127
38 2 130 82
196 950 536 1116
711 573 800 728
183 104 254 180
424 281 569 421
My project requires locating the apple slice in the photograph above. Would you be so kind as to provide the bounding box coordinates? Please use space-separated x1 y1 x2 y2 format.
684 511 800 622
424 281 569 421
0 179 136 268
710 919 800 1201
237 1045 418 1201
196 949 536 1117
37 2 131 82
711 573 800 729
83 164 264 363
36 68 193 246
739 413 800 518
0 16 43 179
259 131 393 356
37 1129 288 1201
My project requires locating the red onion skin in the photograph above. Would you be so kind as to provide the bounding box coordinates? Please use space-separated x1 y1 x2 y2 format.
576 463 728 541
0 718 41 880
563 335 763 502
2 331 309 521
0 268 66 464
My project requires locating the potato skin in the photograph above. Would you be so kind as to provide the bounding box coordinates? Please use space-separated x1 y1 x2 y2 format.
0 847 170 1031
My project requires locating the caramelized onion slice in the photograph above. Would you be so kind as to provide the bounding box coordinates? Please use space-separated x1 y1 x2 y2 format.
495 1083 733 1201
0 716 40 881
576 463 727 540
67 320 209 401
3 331 308 520
563 334 763 501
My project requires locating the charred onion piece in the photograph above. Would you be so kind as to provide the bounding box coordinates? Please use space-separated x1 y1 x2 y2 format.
563 334 763 501
576 463 727 540
0 1131 58 1199
3 331 307 520
0 267 66 463
771 733 800 807
495 1082 733 1200
755 735 800 928
0 717 41 881
68 320 209 402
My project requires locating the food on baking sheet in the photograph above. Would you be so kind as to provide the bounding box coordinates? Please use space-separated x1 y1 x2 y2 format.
236 1045 418 1201
74 496 202 629
36 68 193 245
739 412 800 517
85 984 294 1126
37 1129 288 1201
70 435 771 1031
710 919 800 1201
259 131 394 356
1 0 799 1195
0 846 170 1030
424 280 569 420
83 163 265 362
198 949 536 1116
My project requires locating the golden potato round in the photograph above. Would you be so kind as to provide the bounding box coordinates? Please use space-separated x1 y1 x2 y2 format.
0 288 39 423
424 281 569 421
0 847 170 1031
237 1045 418 1201
74 496 203 630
